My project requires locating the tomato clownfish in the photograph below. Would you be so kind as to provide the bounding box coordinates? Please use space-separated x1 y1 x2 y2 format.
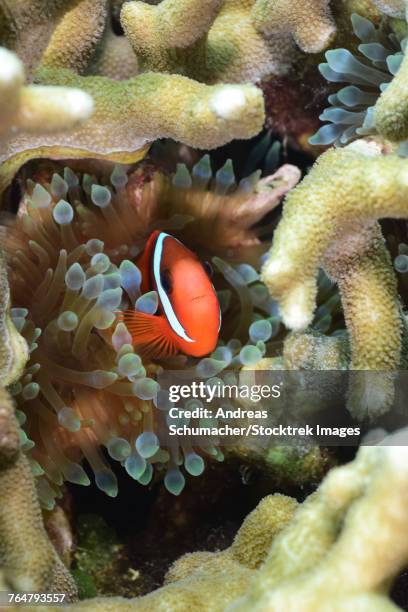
119 231 221 359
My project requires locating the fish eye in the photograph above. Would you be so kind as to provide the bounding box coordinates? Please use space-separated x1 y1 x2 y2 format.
160 268 172 294
203 261 213 278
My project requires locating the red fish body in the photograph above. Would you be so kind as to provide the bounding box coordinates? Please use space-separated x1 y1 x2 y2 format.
120 231 221 359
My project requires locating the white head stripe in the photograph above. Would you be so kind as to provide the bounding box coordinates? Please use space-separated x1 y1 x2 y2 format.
212 282 222 332
153 232 195 343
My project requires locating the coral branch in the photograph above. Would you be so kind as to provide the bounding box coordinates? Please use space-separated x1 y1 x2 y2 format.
0 387 19 467
20 432 408 611
40 0 108 73
370 0 405 17
261 141 406 370
252 0 336 54
121 0 223 70
27 494 296 611
0 251 28 388
324 223 401 370
374 30 408 141
0 451 77 598
0 47 94 136
0 67 264 196
0 385 76 599
231 433 408 611
122 0 336 83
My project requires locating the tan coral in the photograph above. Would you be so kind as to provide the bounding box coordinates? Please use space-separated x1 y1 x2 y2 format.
39 0 107 73
2 0 337 85
0 47 94 136
0 0 108 77
0 66 264 197
230 432 408 611
20 433 408 611
122 0 336 83
121 0 224 74
87 20 138 80
252 0 336 54
227 494 299 570
0 0 137 80
0 1 267 198
282 331 349 370
0 387 19 467
0 385 77 599
370 0 405 17
0 244 73 594
27 494 297 611
374 27 408 142
0 250 28 388
261 141 406 372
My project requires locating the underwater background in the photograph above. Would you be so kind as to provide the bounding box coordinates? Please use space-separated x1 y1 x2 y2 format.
0 0 408 610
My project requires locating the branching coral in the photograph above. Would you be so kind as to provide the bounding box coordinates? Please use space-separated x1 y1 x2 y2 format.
0 1 101 76
0 43 100 197
1 65 264 197
21 431 408 611
0 0 274 199
0 247 28 388
281 330 349 370
0 384 77 599
0 47 94 137
21 494 296 611
1 218 74 598
1 0 337 85
371 0 405 18
121 0 224 75
374 14 408 141
122 0 336 83
228 433 408 612
2 155 298 505
251 0 335 56
261 140 407 373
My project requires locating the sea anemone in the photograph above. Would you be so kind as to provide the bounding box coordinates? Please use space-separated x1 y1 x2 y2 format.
309 13 405 146
3 154 300 507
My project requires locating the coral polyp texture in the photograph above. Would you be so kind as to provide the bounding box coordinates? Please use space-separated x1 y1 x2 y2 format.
0 245 28 388
3 2 408 610
0 384 77 600
21 430 408 611
121 0 336 83
262 140 407 373
0 0 281 197
374 14 408 142
311 5 408 147
2 67 264 195
0 0 337 86
3 156 298 507
0 47 94 137
231 430 408 612
371 0 405 18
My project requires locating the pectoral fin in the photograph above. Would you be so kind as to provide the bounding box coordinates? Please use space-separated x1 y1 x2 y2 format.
118 310 178 360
